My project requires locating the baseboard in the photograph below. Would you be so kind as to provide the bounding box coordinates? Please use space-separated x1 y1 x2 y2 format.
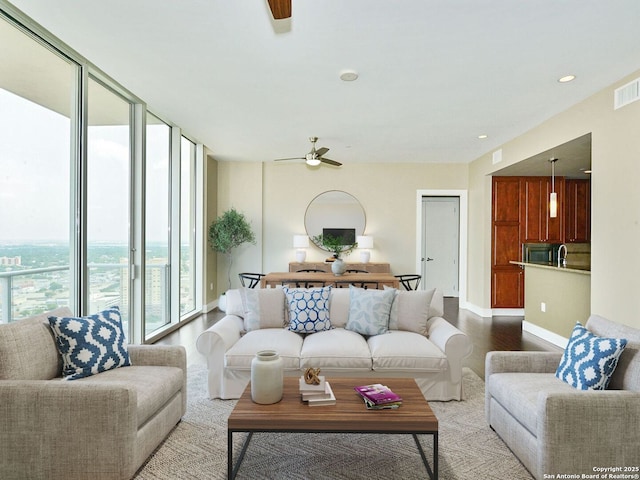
492 308 525 317
202 299 218 313
463 302 493 318
523 321 568 349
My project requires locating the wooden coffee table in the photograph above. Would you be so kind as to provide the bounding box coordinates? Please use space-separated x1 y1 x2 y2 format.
227 377 438 479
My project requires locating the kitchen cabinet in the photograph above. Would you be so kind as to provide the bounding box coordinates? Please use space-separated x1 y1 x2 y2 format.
564 179 590 243
520 176 563 243
491 177 524 308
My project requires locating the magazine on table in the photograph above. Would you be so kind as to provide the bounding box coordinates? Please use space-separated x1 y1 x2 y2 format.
354 383 402 407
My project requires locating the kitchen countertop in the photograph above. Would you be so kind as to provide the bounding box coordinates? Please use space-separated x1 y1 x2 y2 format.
510 261 591 275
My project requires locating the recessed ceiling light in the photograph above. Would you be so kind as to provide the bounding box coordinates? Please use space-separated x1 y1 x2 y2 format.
339 70 359 82
478 134 488 139
558 75 576 83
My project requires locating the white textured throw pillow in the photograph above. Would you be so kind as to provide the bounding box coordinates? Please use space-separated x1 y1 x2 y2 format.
241 288 286 331
345 286 396 336
389 289 435 335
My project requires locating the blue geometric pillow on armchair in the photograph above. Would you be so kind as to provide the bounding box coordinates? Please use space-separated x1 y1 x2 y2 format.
48 306 131 380
555 322 627 390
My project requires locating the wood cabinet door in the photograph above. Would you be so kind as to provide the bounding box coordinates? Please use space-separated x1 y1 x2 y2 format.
564 179 591 242
491 177 524 308
520 177 563 243
491 269 524 308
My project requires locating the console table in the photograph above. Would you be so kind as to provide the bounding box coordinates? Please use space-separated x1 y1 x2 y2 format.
262 271 399 289
289 262 390 273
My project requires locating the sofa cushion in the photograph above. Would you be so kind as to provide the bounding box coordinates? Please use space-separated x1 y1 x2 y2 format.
345 286 395 336
488 372 576 435
76 364 184 428
300 328 372 371
388 289 435 335
225 328 303 371
368 331 447 372
328 287 350 328
48 306 131 380
555 322 627 390
0 307 69 380
586 314 640 392
224 289 245 317
241 287 286 331
284 286 332 333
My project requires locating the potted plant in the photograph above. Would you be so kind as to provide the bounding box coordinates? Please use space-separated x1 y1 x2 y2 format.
208 208 256 295
312 233 358 276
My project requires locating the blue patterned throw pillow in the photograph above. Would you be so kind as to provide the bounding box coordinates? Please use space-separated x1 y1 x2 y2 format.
48 306 131 380
555 322 627 390
283 286 332 333
345 285 396 336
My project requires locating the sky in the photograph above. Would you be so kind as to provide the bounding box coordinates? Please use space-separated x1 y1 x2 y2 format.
0 88 171 244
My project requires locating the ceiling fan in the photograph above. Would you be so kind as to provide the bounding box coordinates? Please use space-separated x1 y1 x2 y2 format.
267 0 291 19
274 137 342 167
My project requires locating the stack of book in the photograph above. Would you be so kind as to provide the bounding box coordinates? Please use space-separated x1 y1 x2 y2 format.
299 376 336 406
354 383 403 409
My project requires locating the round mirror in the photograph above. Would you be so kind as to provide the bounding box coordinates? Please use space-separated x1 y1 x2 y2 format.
304 190 366 250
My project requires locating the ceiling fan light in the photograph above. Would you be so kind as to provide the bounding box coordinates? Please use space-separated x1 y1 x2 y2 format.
305 153 321 166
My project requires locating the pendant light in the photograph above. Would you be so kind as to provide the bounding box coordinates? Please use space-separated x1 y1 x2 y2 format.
549 158 558 218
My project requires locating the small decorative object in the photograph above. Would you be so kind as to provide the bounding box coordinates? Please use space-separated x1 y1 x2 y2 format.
331 258 347 276
312 233 357 276
304 367 322 385
250 350 284 404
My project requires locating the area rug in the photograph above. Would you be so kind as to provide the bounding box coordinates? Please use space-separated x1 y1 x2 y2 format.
134 365 533 479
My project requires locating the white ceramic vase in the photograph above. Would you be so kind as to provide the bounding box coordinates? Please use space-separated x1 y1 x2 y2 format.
250 350 284 404
331 258 346 276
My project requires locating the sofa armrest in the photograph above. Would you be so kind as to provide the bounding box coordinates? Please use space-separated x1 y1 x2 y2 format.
195 315 244 398
128 344 187 413
0 380 137 477
129 344 186 370
485 351 563 378
428 317 473 384
538 390 640 474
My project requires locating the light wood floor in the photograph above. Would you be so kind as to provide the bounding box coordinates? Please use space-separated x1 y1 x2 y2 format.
156 297 561 379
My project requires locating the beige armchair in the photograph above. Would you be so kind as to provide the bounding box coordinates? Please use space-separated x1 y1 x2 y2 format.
0 308 186 480
485 315 640 480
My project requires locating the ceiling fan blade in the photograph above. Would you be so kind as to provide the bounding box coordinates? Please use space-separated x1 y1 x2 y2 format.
315 147 330 157
320 157 342 167
274 156 304 161
267 0 291 19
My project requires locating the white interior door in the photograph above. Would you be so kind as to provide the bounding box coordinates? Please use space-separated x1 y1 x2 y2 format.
421 197 459 296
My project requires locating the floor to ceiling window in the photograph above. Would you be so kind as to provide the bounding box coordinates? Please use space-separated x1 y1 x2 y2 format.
0 6 206 340
145 113 171 335
180 136 197 316
0 15 75 322
86 77 132 331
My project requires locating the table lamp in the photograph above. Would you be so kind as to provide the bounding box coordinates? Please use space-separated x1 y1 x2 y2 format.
356 235 373 263
293 235 309 262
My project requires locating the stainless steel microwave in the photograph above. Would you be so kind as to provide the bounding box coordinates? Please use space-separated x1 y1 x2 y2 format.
522 243 560 265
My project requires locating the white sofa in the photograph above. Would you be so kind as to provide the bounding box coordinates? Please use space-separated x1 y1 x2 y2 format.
196 286 472 401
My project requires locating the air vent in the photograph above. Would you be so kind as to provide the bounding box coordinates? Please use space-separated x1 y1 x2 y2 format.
614 77 640 110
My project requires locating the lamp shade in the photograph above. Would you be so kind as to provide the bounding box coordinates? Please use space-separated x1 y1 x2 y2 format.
356 235 373 249
293 235 309 248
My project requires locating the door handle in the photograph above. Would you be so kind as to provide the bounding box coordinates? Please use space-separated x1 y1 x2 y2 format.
426 257 434 262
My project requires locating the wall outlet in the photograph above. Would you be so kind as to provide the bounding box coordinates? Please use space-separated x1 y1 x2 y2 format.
540 302 546 313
